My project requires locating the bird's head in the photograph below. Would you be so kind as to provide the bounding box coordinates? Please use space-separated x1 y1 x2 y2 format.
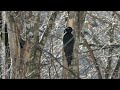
64 27 73 33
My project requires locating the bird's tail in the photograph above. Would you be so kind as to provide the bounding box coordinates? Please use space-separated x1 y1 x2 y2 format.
66 55 72 67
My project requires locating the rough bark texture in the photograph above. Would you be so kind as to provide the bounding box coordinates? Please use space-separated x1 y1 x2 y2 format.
62 11 76 79
73 11 86 78
0 12 6 79
6 12 21 79
62 11 86 79
30 11 58 78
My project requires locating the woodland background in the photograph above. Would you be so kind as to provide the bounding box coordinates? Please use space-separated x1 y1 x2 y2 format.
0 11 120 79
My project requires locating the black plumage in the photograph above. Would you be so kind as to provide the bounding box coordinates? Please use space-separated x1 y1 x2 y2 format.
5 24 8 47
20 38 25 48
63 27 75 67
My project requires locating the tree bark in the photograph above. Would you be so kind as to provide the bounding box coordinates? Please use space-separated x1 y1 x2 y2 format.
30 11 58 78
62 11 86 79
73 11 86 78
0 12 6 79
6 11 21 79
62 11 76 79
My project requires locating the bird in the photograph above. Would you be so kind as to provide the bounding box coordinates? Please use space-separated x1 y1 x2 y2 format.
63 27 75 67
20 38 25 48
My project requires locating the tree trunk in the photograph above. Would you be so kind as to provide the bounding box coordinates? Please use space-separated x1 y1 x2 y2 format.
6 11 21 79
62 11 86 79
73 11 86 78
62 11 76 79
0 12 6 79
29 11 58 79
